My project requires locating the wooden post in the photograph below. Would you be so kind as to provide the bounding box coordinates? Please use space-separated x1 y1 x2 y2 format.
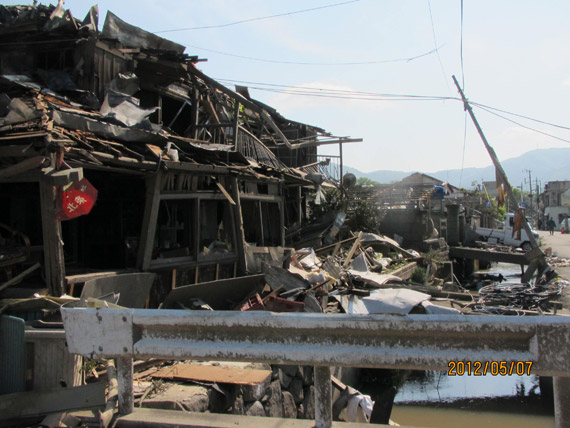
39 176 65 296
339 141 343 183
137 172 162 271
297 186 303 226
231 177 246 273
232 101 240 150
279 197 285 247
189 83 199 139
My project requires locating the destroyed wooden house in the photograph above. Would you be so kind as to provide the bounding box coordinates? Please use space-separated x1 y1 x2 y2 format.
349 172 464 249
0 4 358 305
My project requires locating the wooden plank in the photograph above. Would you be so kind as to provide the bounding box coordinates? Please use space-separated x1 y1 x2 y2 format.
343 231 363 269
66 270 136 285
0 263 40 293
0 382 106 421
151 364 271 386
216 181 236 205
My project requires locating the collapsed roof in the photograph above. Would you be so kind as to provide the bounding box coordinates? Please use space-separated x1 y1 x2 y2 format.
0 3 358 180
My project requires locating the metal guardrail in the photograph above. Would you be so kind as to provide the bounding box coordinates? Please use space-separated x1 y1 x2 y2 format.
61 308 570 428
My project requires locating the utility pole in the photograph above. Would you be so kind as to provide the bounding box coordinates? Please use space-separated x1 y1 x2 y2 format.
524 169 533 215
452 75 548 284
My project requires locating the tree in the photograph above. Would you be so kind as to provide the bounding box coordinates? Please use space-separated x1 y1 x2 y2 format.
356 177 380 187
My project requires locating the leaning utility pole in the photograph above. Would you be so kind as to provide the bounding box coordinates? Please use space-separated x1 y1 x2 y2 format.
452 76 550 283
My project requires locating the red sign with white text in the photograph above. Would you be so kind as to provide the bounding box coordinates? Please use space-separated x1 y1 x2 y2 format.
58 178 98 221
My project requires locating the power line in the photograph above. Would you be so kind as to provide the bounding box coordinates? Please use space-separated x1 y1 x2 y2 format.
217 77 570 144
244 86 452 102
186 43 444 66
470 101 570 131
475 104 570 145
155 0 361 33
215 78 457 100
460 0 465 89
427 0 452 95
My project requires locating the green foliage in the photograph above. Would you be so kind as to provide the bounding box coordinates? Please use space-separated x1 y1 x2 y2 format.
411 266 427 284
345 200 385 233
356 177 380 187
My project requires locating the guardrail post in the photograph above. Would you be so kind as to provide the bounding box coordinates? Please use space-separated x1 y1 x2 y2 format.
117 357 134 415
553 376 570 428
314 365 332 428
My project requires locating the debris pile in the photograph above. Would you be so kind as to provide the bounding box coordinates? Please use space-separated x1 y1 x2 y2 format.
161 231 465 317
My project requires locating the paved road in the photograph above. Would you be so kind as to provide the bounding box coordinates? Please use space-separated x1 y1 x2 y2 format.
539 230 570 259
538 230 570 284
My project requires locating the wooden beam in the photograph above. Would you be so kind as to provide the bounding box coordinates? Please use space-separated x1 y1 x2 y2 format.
0 144 34 157
0 156 50 179
0 381 105 421
260 110 292 149
188 84 199 139
137 172 163 270
449 246 529 265
42 167 83 186
0 263 41 293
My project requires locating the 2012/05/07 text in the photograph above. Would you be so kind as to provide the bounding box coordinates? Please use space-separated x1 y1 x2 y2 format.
448 361 533 376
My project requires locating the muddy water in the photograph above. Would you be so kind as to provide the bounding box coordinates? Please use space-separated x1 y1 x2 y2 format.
392 371 554 427
389 262 555 427
391 405 554 428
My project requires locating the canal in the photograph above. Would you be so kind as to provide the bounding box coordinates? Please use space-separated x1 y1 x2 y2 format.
390 262 555 427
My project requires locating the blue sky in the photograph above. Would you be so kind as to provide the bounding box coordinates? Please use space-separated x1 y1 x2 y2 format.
33 1 570 181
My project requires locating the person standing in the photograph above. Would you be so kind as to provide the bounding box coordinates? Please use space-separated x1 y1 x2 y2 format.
547 218 555 235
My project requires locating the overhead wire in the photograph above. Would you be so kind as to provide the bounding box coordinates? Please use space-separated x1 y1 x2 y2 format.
215 78 457 101
474 105 570 145
469 102 570 131
460 0 465 89
154 0 361 33
216 78 570 145
427 0 453 95
185 43 444 66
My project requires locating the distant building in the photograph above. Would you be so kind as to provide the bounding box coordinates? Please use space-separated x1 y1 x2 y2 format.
540 181 570 230
481 181 498 197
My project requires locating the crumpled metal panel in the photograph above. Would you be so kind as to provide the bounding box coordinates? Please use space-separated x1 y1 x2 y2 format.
101 11 185 54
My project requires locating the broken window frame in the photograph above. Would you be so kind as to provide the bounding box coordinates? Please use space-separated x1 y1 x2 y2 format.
149 191 238 269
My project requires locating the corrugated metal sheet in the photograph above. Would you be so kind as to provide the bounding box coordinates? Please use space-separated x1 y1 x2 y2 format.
0 315 26 394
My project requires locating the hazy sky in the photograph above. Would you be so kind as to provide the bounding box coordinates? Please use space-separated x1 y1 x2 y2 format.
35 1 570 182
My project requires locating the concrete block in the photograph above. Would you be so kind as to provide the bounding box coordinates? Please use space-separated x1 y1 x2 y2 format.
143 384 209 412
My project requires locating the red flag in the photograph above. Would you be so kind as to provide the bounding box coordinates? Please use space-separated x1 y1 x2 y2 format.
58 178 98 221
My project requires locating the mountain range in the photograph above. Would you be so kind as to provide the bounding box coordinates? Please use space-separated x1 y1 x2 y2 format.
344 148 570 189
